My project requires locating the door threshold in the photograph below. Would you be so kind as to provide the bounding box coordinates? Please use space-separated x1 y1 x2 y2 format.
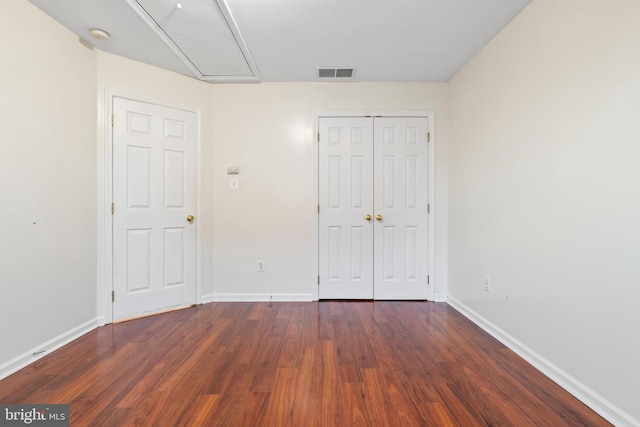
114 304 196 324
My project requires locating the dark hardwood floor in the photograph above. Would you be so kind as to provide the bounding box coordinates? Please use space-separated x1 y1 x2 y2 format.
0 302 610 426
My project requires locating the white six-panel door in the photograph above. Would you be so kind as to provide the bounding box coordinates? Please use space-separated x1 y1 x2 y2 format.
112 97 197 320
318 116 429 300
373 117 429 299
318 118 375 299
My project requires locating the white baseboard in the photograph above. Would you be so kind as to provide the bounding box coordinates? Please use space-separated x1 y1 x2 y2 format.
200 293 216 304
433 292 447 302
446 296 638 427
209 293 314 302
0 318 99 381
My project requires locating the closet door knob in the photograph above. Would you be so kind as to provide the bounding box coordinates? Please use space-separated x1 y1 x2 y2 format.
376 214 383 221
365 214 372 221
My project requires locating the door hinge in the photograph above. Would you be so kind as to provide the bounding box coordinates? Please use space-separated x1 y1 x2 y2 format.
427 204 431 214
317 204 320 214
111 290 115 302
111 203 115 215
427 275 430 285
317 275 320 285
317 132 320 142
112 114 115 127
427 132 431 142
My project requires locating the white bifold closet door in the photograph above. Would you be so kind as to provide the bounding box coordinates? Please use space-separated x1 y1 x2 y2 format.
318 116 429 300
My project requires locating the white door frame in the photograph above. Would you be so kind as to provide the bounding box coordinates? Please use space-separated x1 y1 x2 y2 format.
97 89 202 325
312 111 435 301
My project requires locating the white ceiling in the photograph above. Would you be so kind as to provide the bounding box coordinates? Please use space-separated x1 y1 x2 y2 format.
29 0 531 83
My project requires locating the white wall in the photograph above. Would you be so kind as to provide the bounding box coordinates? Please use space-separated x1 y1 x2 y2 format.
448 0 640 424
95 51 215 316
0 0 97 366
210 83 449 300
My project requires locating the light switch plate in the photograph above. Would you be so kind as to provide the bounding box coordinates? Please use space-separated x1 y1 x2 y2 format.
227 166 240 175
229 177 239 190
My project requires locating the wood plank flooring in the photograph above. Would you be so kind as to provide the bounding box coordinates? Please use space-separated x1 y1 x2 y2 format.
0 302 610 426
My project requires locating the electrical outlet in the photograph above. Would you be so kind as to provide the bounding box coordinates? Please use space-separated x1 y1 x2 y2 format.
484 275 491 292
257 260 265 272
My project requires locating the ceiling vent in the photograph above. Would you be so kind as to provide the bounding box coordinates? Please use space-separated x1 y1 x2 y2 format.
317 67 356 79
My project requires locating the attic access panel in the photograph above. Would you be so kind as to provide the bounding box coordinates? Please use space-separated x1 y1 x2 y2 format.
134 0 257 80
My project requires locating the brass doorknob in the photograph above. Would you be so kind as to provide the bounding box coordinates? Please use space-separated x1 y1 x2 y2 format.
376 214 383 221
365 214 372 221
187 215 195 223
